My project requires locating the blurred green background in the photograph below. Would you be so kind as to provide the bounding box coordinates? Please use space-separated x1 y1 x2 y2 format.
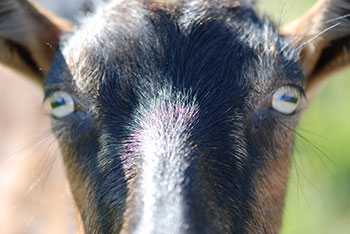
258 0 350 233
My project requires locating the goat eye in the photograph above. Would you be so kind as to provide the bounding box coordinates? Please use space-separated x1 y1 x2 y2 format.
47 91 75 118
272 86 300 114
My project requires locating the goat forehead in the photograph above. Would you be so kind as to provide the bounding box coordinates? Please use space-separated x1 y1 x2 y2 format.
59 0 299 100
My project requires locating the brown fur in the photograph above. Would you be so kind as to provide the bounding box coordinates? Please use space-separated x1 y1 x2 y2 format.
281 0 350 98
247 132 296 233
0 0 72 82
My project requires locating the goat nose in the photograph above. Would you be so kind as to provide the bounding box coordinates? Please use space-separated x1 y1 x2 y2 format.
119 103 199 234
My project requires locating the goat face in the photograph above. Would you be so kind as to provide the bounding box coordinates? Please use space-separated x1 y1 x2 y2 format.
1 0 349 233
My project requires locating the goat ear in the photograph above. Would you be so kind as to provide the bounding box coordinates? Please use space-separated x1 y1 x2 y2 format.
0 0 73 84
280 0 350 97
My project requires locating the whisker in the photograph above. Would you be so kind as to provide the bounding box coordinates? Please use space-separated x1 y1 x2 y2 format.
297 22 341 51
276 0 288 29
11 137 59 212
11 172 45 211
282 12 349 52
293 140 328 196
325 13 350 23
277 119 339 199
294 126 338 144
290 147 317 210
4 111 53 164
279 119 336 168
26 155 59 227
278 121 334 199
281 19 317 52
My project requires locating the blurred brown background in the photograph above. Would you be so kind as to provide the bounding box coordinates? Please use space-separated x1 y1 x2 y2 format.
0 68 74 234
0 0 349 234
0 1 84 234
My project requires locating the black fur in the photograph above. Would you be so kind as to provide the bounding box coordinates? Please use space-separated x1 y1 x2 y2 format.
45 0 305 233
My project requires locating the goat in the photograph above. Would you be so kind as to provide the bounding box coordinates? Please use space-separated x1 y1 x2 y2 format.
0 0 349 233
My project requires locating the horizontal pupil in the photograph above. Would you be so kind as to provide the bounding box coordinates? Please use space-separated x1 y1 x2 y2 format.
280 94 298 104
51 98 66 109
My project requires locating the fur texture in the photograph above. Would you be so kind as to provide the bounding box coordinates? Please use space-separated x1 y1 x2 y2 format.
0 0 349 233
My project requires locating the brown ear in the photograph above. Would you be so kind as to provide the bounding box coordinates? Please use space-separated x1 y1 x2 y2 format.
0 0 73 84
280 0 350 97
